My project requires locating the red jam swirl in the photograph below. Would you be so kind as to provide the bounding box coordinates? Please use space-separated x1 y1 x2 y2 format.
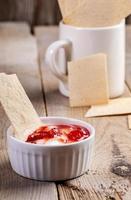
26 124 90 144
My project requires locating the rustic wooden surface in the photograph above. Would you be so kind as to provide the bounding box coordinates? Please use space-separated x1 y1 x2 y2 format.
0 22 131 200
34 25 131 199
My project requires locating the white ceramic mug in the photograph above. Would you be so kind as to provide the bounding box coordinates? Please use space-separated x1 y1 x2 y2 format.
45 20 125 98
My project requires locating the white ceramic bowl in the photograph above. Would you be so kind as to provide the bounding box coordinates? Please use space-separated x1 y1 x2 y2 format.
7 116 95 181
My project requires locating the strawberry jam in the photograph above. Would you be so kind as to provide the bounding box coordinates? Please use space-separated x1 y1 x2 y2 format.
26 124 90 144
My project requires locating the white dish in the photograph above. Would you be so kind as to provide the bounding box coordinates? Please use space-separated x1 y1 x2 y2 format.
7 116 95 181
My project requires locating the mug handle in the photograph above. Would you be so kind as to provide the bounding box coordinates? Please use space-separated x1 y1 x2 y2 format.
45 39 71 82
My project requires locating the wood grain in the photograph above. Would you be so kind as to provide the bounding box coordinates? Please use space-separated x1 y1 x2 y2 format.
0 0 35 24
0 23 58 200
0 0 61 26
35 25 131 199
33 0 61 25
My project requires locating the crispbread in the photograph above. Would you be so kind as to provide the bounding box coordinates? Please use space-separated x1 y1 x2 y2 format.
64 0 131 27
85 97 131 118
68 54 109 107
0 73 42 140
58 0 82 18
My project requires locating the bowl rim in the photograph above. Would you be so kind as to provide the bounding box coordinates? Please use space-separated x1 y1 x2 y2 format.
7 116 95 148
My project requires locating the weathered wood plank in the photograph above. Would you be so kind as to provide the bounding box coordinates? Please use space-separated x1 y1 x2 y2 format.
0 0 35 25
33 0 61 25
0 23 58 200
0 0 61 26
0 22 30 36
35 25 131 199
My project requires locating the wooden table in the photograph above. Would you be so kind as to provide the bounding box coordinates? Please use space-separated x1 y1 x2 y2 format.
1 24 131 200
